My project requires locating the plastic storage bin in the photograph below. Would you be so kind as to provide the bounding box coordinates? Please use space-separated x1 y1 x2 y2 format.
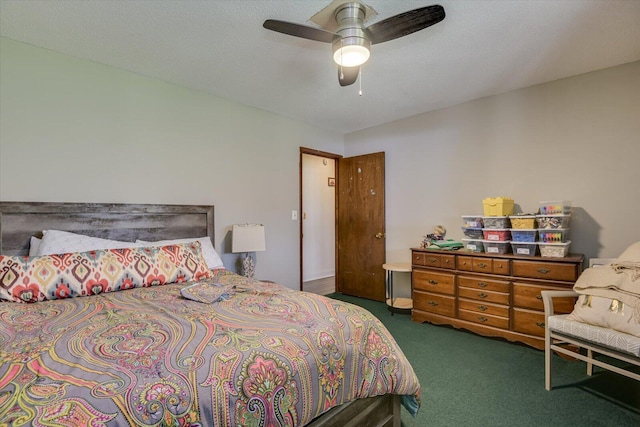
482 228 512 241
538 229 570 243
462 215 484 228
537 215 571 229
483 197 514 216
509 215 537 229
511 242 538 256
539 241 571 258
482 216 511 229
510 229 537 242
483 240 511 254
462 238 484 253
539 201 572 215
462 227 484 239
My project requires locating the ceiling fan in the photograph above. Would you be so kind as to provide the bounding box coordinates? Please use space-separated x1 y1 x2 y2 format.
263 2 445 87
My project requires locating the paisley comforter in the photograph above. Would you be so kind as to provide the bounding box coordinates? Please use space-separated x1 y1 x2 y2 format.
0 270 420 426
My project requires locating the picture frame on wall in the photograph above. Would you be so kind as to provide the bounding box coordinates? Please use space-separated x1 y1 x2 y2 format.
328 177 335 187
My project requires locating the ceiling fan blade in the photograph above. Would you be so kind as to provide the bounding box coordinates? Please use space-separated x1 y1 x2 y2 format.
263 19 335 43
365 5 445 45
338 66 360 87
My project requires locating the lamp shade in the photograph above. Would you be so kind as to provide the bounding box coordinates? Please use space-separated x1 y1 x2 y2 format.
232 224 266 253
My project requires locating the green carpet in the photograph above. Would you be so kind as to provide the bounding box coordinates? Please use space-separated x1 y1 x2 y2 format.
328 293 640 427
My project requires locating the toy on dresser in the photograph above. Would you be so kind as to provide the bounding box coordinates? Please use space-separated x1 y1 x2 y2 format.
421 225 463 250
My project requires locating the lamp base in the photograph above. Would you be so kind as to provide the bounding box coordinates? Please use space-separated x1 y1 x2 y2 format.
242 253 255 278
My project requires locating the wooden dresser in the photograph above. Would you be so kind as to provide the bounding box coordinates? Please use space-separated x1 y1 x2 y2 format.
411 248 584 350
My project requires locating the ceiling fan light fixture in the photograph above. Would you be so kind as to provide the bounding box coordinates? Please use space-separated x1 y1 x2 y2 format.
333 37 370 67
264 2 446 86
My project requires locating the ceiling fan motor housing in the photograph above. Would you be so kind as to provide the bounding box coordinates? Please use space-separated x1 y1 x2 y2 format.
332 2 371 66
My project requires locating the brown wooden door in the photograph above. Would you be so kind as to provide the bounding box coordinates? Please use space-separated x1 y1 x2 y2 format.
337 152 385 301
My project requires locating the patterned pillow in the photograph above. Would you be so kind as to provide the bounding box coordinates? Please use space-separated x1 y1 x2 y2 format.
136 237 224 270
0 241 212 303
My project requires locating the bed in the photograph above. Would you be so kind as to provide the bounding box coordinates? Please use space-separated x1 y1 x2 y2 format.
0 202 420 427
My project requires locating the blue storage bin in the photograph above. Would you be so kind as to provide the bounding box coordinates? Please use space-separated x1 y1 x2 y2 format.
510 229 537 243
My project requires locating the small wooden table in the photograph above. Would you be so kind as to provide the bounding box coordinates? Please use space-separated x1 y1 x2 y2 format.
383 262 412 315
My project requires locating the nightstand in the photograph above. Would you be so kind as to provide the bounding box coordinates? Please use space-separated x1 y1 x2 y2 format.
383 262 412 315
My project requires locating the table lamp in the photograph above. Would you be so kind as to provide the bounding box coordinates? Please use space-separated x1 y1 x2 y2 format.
232 224 266 278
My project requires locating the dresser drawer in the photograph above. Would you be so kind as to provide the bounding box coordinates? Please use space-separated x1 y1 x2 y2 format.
513 308 546 337
458 298 509 318
472 257 493 273
413 291 456 317
458 256 473 271
459 309 509 330
413 270 455 295
513 282 577 312
463 257 510 275
412 252 427 266
458 276 510 293
492 259 510 275
413 252 455 269
458 287 509 305
512 260 579 281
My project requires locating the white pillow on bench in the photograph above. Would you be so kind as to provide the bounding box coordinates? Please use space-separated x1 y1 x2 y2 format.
567 294 640 338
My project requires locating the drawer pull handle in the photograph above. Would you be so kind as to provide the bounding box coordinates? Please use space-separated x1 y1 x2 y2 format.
428 257 437 263
537 268 550 274
536 322 545 328
428 301 439 307
478 316 488 323
444 259 450 264
478 292 488 299
536 295 543 300
428 279 439 285
477 305 488 311
462 261 467 265
477 262 488 268
497 264 503 269
478 282 488 288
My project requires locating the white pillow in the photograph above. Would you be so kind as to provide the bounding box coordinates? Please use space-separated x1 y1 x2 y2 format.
136 237 224 270
29 236 42 256
37 230 142 255
567 294 640 338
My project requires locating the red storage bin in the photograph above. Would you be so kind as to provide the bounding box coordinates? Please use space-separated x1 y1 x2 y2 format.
482 228 511 241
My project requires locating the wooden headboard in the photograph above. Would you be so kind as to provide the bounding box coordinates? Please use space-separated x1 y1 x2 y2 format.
0 202 214 256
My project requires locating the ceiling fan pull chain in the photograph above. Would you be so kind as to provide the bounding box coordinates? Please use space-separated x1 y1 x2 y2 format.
359 68 363 96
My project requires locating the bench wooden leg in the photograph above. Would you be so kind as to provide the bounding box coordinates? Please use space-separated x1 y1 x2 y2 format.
545 330 553 390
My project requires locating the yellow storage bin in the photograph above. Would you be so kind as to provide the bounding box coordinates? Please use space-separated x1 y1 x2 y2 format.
482 197 514 216
510 215 537 229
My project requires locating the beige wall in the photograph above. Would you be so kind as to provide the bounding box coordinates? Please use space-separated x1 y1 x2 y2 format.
0 38 344 289
2 37 638 295
346 60 640 274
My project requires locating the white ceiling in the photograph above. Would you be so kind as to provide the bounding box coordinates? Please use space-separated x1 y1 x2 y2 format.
1 0 639 134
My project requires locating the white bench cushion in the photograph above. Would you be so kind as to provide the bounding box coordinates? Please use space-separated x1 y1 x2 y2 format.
548 314 640 358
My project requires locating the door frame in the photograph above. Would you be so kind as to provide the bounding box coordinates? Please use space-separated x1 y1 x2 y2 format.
299 147 342 291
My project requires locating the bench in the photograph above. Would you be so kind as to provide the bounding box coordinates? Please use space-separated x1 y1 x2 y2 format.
542 289 640 390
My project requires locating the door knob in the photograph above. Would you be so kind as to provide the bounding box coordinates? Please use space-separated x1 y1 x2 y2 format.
375 232 385 239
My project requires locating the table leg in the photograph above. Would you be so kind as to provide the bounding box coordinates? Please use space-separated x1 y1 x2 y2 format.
388 270 394 316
